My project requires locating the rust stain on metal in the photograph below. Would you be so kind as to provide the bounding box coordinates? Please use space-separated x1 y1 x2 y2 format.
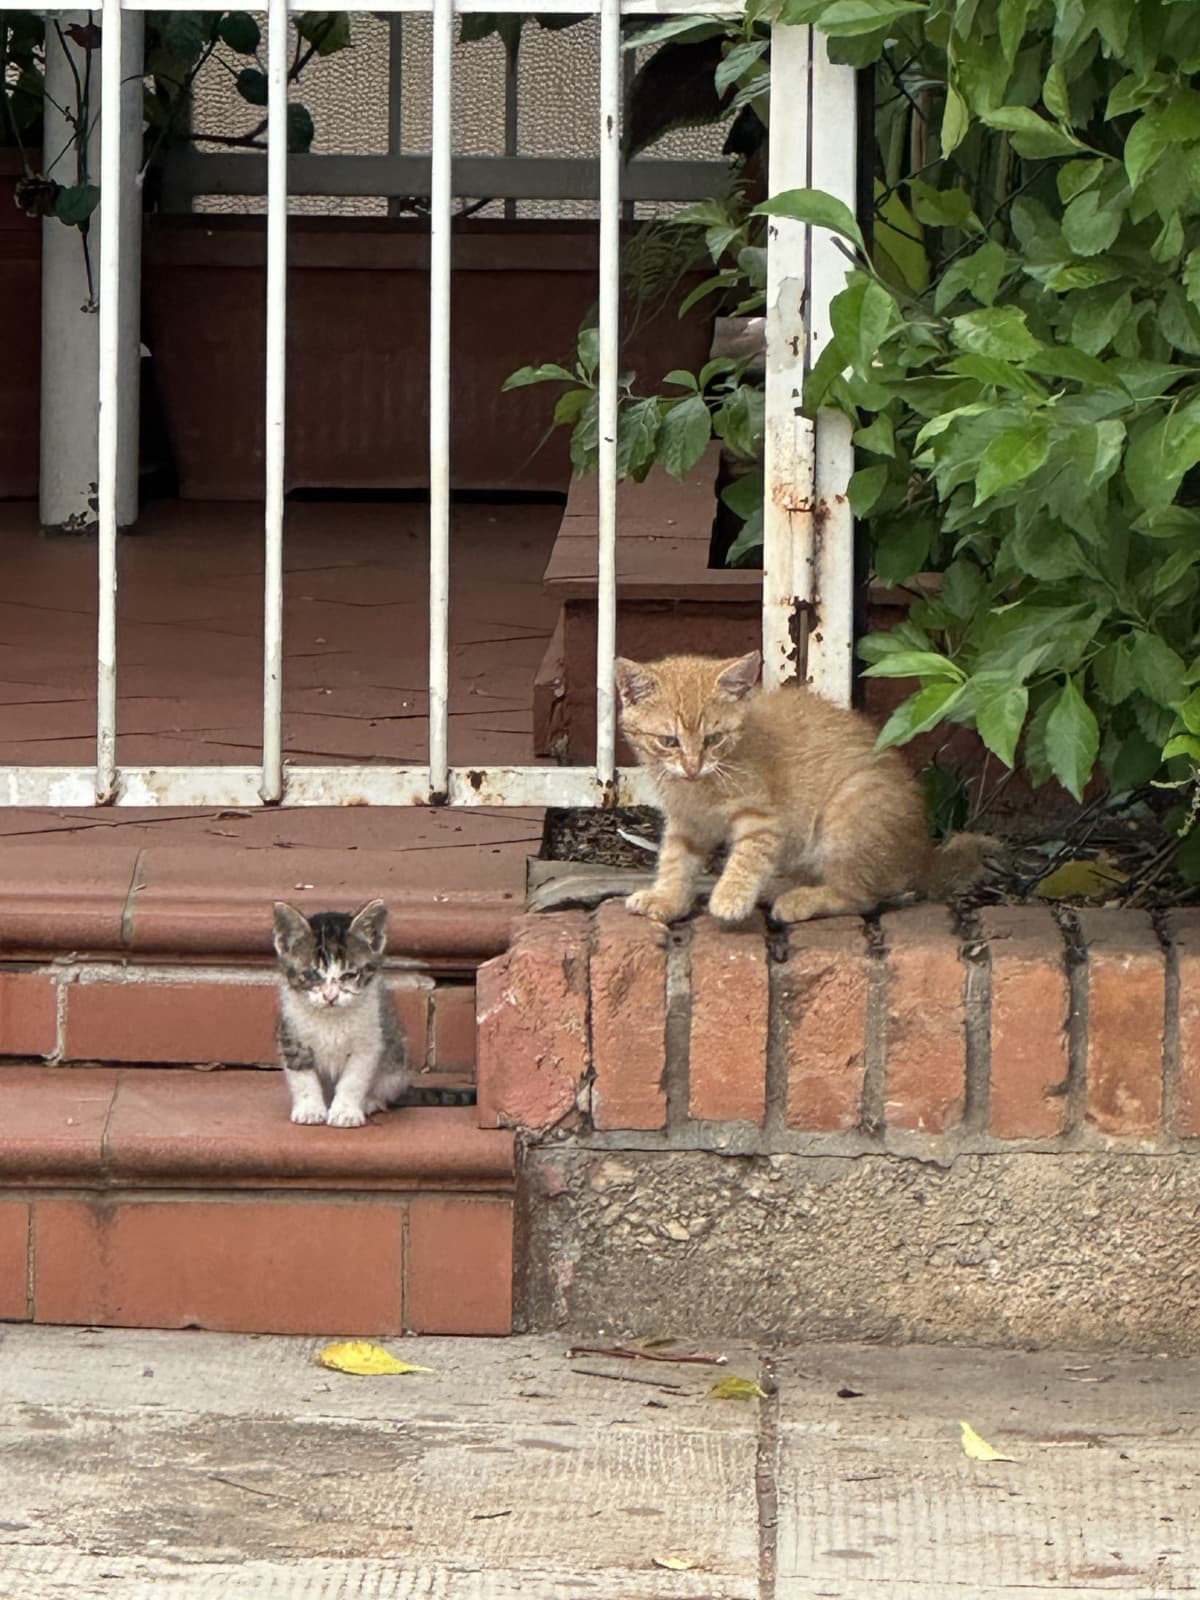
429 788 449 807
466 769 486 793
771 482 813 512
600 778 621 811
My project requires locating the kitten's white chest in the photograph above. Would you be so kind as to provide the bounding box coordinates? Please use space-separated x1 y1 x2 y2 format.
280 987 381 1070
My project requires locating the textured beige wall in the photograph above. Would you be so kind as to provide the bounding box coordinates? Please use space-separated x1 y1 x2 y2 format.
191 12 725 218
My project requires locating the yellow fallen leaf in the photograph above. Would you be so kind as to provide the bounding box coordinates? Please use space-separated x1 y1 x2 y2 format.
317 1340 432 1377
1034 857 1127 901
959 1420 1017 1462
708 1375 766 1401
652 1556 695 1571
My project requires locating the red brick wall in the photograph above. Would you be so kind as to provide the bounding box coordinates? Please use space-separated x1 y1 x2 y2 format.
477 905 1194 1149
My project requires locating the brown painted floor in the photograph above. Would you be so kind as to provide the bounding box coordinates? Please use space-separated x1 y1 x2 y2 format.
0 498 562 956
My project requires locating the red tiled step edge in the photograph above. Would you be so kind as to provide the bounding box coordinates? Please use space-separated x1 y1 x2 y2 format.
0 1066 513 1337
0 843 517 961
0 1066 511 1188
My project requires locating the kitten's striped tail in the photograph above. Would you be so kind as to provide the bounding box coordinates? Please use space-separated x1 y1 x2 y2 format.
398 1084 477 1108
923 832 1002 898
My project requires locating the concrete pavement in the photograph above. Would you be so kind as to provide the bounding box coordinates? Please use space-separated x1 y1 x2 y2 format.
0 1326 1194 1597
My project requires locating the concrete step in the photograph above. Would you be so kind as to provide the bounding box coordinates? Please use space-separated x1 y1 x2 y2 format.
0 1065 513 1337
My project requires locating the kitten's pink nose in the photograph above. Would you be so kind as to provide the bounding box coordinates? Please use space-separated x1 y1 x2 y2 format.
321 984 340 1006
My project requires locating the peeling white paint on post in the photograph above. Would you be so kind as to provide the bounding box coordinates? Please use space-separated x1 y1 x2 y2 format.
594 0 621 782
260 0 289 803
427 0 454 800
807 31 857 708
761 23 814 690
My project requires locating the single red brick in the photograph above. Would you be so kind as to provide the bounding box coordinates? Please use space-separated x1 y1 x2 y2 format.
476 913 589 1131
64 975 278 1066
431 983 476 1074
405 1196 512 1335
783 917 869 1132
32 1195 405 1335
0 971 57 1058
882 906 965 1134
979 906 1070 1140
1079 910 1164 1138
590 901 668 1131
1169 911 1200 1137
387 980 431 1072
688 918 768 1123
0 1200 30 1320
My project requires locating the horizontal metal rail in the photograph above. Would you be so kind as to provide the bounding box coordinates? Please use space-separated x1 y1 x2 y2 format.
0 766 655 809
162 152 735 204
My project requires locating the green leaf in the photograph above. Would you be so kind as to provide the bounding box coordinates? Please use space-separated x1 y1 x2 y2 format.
287 102 315 154
54 184 100 227
950 307 1042 362
831 277 899 374
1184 249 1200 314
721 469 763 521
981 106 1080 159
1046 678 1100 801
295 12 351 55
873 517 932 584
1177 687 1200 735
663 369 699 392
709 1375 766 1401
503 363 576 390
875 682 963 750
658 394 712 480
552 388 592 427
935 241 1007 311
678 273 739 316
569 391 599 474
726 507 764 567
1129 632 1188 708
1124 411 1200 512
753 188 865 251
863 651 965 680
941 84 969 156
1061 190 1123 256
1151 211 1184 266
848 463 889 516
1057 159 1104 204
158 13 210 59
1124 113 1169 191
236 67 268 106
975 418 1050 503
1164 734 1200 764
715 37 768 96
713 385 764 457
1043 63 1071 124
854 414 895 457
909 180 979 231
577 325 599 380
618 397 663 481
975 680 1029 768
1093 638 1136 706
218 11 260 52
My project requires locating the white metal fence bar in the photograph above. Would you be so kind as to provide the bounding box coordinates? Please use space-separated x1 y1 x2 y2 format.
261 0 289 802
761 22 814 691
428 0 455 800
95 0 123 801
807 31 856 707
117 0 744 10
594 0 621 785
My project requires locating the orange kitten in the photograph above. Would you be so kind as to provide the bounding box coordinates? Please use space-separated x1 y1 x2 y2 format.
614 649 988 924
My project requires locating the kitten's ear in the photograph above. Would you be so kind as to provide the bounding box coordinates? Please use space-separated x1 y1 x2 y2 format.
716 650 762 700
349 897 388 956
614 658 658 708
272 901 311 958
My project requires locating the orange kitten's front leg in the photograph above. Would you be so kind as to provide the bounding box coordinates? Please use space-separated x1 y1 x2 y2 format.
626 826 705 923
709 808 782 923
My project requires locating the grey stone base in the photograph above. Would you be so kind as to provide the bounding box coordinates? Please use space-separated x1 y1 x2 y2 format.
518 1148 1200 1353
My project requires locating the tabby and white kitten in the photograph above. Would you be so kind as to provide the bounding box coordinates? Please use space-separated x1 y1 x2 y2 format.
272 899 408 1127
615 649 989 925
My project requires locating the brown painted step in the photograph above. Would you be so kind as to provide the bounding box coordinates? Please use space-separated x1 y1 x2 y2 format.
0 1065 513 1338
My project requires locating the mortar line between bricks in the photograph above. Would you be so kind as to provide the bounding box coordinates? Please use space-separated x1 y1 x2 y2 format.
120 849 146 951
762 928 791 1143
957 908 990 1134
664 925 692 1136
1054 907 1089 1135
755 1350 779 1600
1159 912 1181 1137
860 917 887 1136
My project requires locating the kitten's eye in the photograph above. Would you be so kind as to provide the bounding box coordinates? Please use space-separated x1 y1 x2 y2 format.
657 734 680 748
342 967 360 982
703 732 723 747
300 968 320 985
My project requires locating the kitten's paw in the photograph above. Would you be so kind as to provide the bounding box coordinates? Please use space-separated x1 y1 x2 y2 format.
625 888 687 923
708 881 758 924
290 1105 328 1126
326 1105 369 1129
